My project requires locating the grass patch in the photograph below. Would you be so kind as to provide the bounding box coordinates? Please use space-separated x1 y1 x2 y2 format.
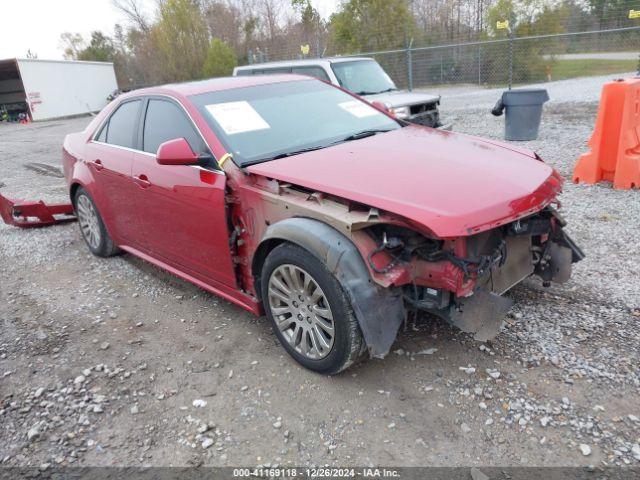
549 58 638 81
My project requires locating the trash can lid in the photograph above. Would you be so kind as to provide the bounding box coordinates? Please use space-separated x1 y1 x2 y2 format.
502 88 550 106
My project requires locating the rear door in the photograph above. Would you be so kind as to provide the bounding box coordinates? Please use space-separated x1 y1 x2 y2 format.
131 96 236 287
86 99 143 246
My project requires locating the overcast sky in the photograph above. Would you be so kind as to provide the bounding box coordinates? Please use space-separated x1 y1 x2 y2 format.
0 0 340 61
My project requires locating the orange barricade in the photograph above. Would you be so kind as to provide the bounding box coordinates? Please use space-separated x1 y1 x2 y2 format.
573 78 640 190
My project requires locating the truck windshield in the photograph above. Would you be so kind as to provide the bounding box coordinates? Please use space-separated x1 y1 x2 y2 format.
190 79 400 166
331 60 398 95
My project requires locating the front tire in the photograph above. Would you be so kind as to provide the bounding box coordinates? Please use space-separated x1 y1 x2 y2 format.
74 188 119 257
261 243 364 375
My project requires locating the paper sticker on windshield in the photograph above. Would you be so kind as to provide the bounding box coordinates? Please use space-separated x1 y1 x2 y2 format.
205 101 270 135
339 100 379 118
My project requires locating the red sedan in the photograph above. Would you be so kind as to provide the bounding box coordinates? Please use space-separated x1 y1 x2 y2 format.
62 75 583 374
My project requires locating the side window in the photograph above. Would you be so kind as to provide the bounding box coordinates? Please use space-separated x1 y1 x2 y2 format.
262 68 292 75
143 99 207 155
102 100 140 148
292 66 330 82
236 70 252 76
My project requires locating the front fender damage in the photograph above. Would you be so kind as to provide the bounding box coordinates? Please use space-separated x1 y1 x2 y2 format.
259 218 405 358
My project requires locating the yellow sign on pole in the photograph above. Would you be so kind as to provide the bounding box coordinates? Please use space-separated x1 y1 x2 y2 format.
300 44 310 55
629 9 640 19
496 20 509 30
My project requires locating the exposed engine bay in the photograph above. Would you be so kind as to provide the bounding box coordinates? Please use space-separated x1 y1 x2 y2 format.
364 207 584 340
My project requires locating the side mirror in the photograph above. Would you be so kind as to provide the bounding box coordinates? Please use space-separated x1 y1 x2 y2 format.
156 138 198 166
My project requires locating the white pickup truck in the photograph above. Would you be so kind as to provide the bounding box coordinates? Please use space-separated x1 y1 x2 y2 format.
234 57 450 129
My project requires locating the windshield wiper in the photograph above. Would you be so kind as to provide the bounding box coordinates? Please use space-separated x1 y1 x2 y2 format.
355 87 397 95
242 145 327 166
242 129 394 167
338 128 394 142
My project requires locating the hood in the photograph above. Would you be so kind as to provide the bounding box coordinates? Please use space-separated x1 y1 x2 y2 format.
363 90 440 107
247 126 562 238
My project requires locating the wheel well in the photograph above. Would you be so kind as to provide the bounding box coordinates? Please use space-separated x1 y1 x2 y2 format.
69 183 82 206
252 238 286 301
251 217 405 358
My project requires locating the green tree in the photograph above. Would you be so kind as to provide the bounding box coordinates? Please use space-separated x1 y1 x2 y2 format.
150 0 210 82
483 0 568 84
292 0 322 37
78 31 117 62
329 0 414 53
587 0 635 29
60 32 85 60
202 38 237 77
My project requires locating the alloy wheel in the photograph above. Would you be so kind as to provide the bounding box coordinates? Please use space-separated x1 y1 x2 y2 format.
76 195 101 250
267 264 335 360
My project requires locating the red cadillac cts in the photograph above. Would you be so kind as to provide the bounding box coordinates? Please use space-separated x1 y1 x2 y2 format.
62 74 583 374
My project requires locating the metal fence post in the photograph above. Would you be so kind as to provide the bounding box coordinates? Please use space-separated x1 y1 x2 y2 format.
508 33 514 89
247 49 253 65
406 39 414 91
478 45 482 85
508 12 515 89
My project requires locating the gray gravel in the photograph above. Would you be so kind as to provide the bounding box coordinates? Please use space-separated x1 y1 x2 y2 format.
1 73 639 468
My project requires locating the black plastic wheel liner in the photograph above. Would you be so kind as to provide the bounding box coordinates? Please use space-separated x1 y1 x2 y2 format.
255 218 405 358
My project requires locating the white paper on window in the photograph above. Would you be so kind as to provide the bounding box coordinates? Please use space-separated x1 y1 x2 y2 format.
205 101 270 135
338 100 379 118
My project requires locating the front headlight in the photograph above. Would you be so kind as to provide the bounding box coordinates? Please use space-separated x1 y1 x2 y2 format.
390 106 410 119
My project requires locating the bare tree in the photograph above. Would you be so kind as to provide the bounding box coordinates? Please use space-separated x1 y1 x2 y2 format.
112 0 151 32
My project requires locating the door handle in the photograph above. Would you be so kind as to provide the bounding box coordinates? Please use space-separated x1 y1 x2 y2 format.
90 159 104 171
133 174 151 188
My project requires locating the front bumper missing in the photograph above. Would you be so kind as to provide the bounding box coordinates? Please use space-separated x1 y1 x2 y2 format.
0 193 76 228
426 232 583 341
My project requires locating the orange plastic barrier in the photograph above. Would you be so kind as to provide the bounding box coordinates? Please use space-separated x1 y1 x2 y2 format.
573 78 640 190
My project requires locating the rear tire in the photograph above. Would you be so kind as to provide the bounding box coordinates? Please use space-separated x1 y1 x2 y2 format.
261 243 364 375
74 187 119 257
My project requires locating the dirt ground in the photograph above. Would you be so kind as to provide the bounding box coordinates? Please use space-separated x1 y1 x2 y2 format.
1 74 639 470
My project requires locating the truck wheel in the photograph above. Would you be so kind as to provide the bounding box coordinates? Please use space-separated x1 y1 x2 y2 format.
74 188 119 257
261 243 364 375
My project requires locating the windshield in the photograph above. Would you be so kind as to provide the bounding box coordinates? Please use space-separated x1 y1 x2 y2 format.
331 60 397 95
190 79 400 166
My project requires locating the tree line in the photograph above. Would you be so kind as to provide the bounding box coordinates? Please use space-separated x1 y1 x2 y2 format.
58 0 639 88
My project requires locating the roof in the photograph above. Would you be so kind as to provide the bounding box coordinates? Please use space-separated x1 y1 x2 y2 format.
128 74 315 98
0 57 115 67
233 56 374 71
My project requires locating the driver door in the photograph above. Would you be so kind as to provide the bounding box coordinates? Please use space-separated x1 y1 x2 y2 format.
131 97 236 288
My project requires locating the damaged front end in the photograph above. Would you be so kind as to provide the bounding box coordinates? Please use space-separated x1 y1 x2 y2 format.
365 207 584 341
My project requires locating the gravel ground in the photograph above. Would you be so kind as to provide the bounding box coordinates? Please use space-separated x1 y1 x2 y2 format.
1 74 639 470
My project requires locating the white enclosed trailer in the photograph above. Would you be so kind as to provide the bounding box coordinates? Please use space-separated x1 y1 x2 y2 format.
0 58 117 121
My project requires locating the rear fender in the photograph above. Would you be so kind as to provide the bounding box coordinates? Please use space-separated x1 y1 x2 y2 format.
254 218 404 358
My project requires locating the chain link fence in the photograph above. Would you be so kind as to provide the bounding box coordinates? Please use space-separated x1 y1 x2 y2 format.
245 26 640 90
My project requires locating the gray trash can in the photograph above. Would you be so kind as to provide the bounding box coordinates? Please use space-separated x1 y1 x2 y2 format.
491 89 549 141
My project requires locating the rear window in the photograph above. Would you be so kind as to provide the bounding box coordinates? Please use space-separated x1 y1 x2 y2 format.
236 67 294 76
291 66 330 82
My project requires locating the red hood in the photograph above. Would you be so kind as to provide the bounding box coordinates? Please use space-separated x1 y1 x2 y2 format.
247 126 562 238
